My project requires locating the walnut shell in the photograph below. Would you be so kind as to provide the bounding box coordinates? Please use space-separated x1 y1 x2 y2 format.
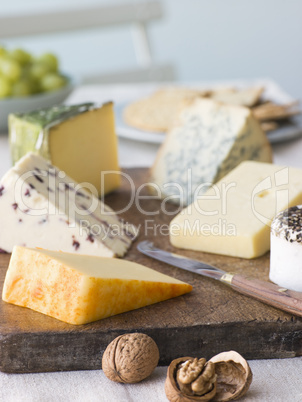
102 333 159 383
209 351 253 401
165 357 217 402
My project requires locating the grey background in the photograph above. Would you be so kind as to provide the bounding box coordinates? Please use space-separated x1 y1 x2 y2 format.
1 0 302 99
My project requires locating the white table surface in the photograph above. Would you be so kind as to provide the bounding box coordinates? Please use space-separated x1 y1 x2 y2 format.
1 84 302 402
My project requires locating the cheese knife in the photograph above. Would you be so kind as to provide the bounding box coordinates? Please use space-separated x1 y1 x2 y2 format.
137 240 302 318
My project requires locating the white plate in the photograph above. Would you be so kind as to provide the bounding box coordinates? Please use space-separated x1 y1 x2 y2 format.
266 115 302 143
115 79 302 145
114 102 165 144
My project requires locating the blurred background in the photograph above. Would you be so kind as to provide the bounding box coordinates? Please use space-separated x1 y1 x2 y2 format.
1 0 301 99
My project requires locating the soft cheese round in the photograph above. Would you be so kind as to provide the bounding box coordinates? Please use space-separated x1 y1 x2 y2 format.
270 205 302 292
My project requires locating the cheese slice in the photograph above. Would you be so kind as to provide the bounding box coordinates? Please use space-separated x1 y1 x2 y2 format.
151 98 272 206
9 102 120 196
2 246 192 325
170 161 302 259
0 152 136 256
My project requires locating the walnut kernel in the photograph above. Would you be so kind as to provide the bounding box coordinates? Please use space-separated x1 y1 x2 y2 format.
165 351 252 402
165 357 217 402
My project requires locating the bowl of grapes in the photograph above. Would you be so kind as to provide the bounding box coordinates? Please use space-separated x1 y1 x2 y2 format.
0 46 74 132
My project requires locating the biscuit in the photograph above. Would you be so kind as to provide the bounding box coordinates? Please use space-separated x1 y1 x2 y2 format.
123 87 208 132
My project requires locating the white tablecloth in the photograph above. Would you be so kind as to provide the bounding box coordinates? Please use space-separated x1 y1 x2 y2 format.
1 84 302 402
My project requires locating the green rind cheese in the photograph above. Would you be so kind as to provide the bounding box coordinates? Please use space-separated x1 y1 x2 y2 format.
9 103 95 165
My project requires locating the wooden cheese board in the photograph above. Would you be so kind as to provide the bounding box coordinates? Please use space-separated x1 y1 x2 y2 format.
1 168 302 373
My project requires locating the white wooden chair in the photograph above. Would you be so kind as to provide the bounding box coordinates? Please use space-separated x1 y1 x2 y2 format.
0 1 175 83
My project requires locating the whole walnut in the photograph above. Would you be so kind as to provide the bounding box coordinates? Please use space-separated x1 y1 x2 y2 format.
102 333 160 383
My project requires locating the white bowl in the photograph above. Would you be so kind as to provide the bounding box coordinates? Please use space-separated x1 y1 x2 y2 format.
0 77 74 133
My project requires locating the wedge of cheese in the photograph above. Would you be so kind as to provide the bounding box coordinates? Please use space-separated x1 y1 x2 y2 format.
2 246 192 325
151 98 272 206
9 102 120 196
170 161 302 259
0 152 136 256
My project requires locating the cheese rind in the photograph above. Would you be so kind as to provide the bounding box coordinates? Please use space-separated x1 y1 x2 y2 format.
9 102 120 196
170 161 302 259
2 246 192 325
0 152 136 256
151 98 272 206
270 206 302 291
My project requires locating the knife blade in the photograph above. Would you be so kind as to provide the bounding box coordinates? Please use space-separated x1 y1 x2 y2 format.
137 240 302 318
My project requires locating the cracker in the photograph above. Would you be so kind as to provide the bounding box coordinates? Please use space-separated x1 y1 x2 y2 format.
123 87 208 132
210 86 264 107
252 101 301 121
260 121 279 132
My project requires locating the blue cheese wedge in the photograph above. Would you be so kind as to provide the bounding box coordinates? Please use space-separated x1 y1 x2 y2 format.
151 98 272 206
0 153 136 256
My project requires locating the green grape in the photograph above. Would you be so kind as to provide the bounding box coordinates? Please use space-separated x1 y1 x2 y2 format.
20 63 31 79
40 73 66 92
10 48 32 66
20 66 40 94
0 47 64 98
11 79 32 97
38 53 59 72
0 58 21 82
29 79 41 94
29 62 52 81
0 75 11 98
0 47 7 58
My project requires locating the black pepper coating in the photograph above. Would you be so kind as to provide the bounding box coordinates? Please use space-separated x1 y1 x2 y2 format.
271 206 302 243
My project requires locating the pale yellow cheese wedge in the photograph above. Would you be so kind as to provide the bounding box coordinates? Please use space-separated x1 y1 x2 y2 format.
2 246 192 325
170 161 302 259
49 103 120 196
9 102 120 196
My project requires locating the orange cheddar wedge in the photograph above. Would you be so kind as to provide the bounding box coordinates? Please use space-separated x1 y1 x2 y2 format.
2 246 192 325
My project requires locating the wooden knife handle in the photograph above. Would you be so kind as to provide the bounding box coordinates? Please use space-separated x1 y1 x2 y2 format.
221 273 302 317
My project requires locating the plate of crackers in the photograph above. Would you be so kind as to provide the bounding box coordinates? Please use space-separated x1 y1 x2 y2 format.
115 79 302 144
